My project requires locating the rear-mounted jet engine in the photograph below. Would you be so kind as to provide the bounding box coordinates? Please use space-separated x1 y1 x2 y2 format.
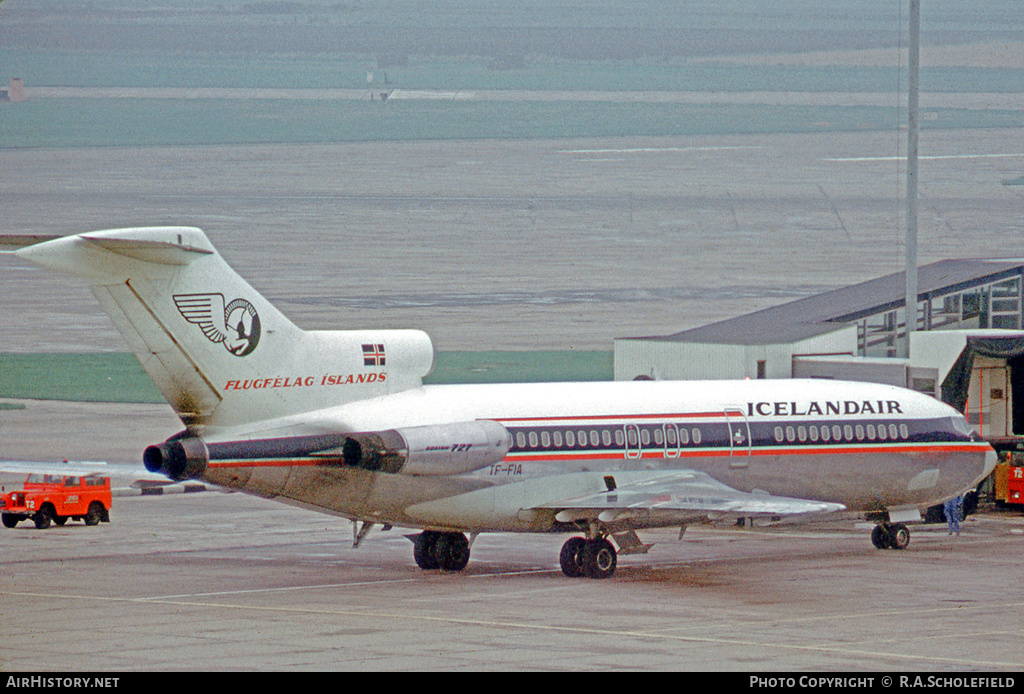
338 420 511 475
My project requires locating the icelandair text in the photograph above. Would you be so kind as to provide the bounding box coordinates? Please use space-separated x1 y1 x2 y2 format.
747 400 903 417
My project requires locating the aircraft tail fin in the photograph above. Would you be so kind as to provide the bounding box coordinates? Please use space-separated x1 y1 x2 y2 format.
16 227 433 430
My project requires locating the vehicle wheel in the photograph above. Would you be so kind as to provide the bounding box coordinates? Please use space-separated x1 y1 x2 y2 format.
582 538 617 579
413 530 441 570
433 532 470 572
84 502 104 526
2 513 19 529
54 515 68 526
559 537 587 578
871 525 891 550
889 523 910 550
33 506 53 530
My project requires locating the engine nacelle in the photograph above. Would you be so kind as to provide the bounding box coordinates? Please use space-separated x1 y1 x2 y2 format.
144 436 209 481
341 420 511 476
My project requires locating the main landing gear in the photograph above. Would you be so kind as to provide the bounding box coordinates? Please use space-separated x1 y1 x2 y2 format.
412 530 471 572
410 530 620 578
559 536 617 579
871 522 910 550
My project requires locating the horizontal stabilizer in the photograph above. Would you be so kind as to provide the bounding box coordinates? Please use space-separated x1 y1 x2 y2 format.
80 232 214 266
0 234 63 252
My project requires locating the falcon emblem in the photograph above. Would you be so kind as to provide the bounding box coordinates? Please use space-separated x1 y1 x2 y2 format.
173 293 261 357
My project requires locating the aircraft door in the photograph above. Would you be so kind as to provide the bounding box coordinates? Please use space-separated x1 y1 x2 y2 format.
663 423 681 458
724 407 752 469
623 424 641 459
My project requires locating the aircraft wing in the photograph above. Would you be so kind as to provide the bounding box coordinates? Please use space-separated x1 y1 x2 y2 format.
536 470 845 526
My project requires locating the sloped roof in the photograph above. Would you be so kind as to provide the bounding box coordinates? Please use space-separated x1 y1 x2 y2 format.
624 259 1024 346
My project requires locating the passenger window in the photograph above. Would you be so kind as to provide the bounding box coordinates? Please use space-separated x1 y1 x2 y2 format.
820 425 830 442
844 425 854 440
866 424 876 440
602 430 612 447
786 426 795 442
590 430 600 447
541 431 551 448
877 424 887 441
899 424 909 439
614 430 624 446
528 432 539 448
797 426 807 442
566 430 576 447
640 429 651 446
809 426 819 442
855 425 864 441
691 428 702 445
832 425 842 441
774 426 784 443
679 427 690 445
553 431 563 447
515 432 526 448
654 428 664 445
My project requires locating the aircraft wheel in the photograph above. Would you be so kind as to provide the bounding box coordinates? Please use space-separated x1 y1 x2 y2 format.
582 538 617 579
434 532 470 572
559 537 587 578
889 523 910 550
413 530 441 570
871 525 891 550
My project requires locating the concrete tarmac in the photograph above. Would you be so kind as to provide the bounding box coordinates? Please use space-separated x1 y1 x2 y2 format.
3 129 1024 352
2 401 1024 672
4 126 1024 670
2 488 1023 671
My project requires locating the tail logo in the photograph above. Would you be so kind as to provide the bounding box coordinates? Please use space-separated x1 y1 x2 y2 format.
173 293 262 357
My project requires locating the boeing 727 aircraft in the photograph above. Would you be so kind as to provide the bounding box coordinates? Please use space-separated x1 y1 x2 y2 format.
7 227 996 578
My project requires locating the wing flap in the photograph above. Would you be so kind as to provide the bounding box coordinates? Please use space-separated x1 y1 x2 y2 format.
538 470 845 518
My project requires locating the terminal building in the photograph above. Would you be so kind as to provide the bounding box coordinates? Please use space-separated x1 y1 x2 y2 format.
614 259 1024 450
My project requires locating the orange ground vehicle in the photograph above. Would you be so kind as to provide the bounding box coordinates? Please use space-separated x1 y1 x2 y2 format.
1 474 111 529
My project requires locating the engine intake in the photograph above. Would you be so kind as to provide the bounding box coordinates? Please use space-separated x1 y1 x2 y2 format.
341 420 511 476
144 436 209 481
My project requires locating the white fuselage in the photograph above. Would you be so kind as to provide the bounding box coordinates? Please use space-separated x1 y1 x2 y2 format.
196 378 995 533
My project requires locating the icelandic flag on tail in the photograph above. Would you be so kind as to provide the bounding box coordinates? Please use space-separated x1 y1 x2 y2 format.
362 343 386 367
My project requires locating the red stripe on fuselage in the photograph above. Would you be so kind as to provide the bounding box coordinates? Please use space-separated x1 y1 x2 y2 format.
206 441 988 469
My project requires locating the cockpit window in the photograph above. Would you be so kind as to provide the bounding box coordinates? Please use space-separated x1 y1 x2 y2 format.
950 415 975 437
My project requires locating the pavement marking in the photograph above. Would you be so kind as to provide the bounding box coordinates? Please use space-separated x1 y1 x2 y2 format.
826 152 1024 162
